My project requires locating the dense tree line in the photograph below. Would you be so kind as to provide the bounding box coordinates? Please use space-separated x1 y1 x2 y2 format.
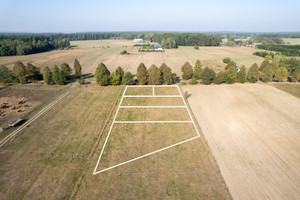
0 35 70 56
257 44 300 56
95 62 176 86
253 51 277 58
0 59 82 85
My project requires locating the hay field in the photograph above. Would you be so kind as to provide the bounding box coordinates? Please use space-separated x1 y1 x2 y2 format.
70 40 263 75
184 84 300 200
0 40 263 75
283 38 300 45
0 86 231 199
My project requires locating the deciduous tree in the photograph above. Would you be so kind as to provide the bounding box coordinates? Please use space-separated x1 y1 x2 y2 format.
110 72 121 85
247 63 260 83
274 67 288 82
13 61 26 84
0 65 13 85
160 63 173 85
74 59 82 78
42 67 52 85
52 65 65 85
61 63 72 80
290 69 300 82
214 71 225 84
116 66 124 81
95 63 110 86
224 65 237 84
194 60 203 80
237 65 247 83
201 67 216 85
148 64 162 85
261 64 276 82
136 63 148 85
122 72 135 85
181 62 193 80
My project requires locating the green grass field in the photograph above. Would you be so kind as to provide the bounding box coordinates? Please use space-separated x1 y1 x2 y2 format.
283 38 300 45
0 85 231 199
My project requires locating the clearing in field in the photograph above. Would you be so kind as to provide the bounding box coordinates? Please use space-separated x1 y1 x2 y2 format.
93 85 200 174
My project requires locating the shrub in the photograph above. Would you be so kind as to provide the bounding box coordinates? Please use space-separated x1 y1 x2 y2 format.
290 69 300 82
194 45 199 50
0 65 13 85
120 50 127 55
223 57 231 64
76 78 85 85
189 76 198 85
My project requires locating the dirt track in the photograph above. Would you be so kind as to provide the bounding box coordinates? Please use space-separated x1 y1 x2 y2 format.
184 84 300 200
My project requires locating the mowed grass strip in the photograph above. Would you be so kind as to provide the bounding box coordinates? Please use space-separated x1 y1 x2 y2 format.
154 87 180 95
121 97 184 106
0 86 122 200
116 107 191 121
273 84 300 99
125 87 153 95
98 123 197 170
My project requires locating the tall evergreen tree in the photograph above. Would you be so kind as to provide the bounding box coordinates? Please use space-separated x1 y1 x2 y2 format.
52 65 65 85
247 63 260 83
13 61 27 84
181 62 193 80
136 63 148 85
42 66 53 85
61 63 72 80
194 60 203 80
225 60 236 70
237 65 247 83
95 62 110 86
148 64 162 85
160 63 173 85
224 65 237 84
0 65 13 85
74 59 82 78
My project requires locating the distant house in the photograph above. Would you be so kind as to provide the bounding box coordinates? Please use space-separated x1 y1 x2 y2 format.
133 38 143 43
235 66 240 72
154 43 164 52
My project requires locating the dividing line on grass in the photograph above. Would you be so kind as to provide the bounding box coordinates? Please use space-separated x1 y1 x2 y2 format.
94 135 200 174
0 84 76 148
126 85 177 87
93 85 201 175
114 121 193 123
176 85 200 137
119 106 186 108
124 95 181 98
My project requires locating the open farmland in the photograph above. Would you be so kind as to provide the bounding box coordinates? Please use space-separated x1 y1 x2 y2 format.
283 38 300 45
0 85 232 199
0 85 68 140
0 40 263 75
184 84 300 200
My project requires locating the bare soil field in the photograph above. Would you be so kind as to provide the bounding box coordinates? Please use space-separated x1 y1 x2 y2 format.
0 85 232 199
70 40 263 75
184 84 300 200
0 40 263 76
0 85 67 133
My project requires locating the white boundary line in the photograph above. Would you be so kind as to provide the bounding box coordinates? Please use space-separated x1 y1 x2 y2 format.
93 85 200 175
94 136 200 174
124 95 181 98
119 106 186 108
126 85 177 87
0 84 75 148
114 121 193 123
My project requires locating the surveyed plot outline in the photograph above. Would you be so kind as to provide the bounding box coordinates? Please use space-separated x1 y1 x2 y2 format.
93 85 200 175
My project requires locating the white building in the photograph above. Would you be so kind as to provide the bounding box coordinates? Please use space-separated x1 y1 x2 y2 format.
133 38 143 43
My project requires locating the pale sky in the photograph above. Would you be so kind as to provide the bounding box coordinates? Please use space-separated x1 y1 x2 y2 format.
0 0 299 32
